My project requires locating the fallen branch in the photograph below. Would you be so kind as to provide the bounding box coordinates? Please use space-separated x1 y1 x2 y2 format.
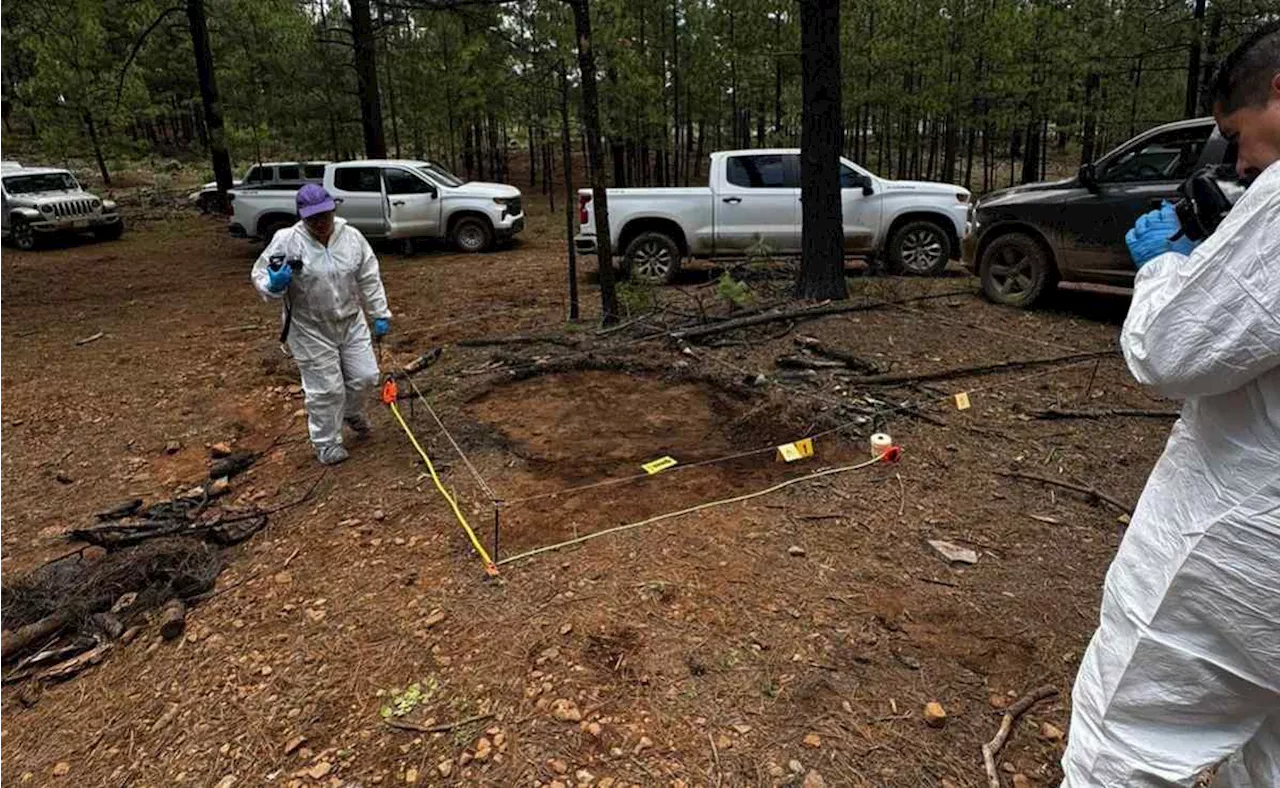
997 470 1133 516
982 685 1058 788
2 611 76 663
665 290 974 342
1032 407 1179 421
382 712 494 734
775 355 846 370
75 331 105 346
845 349 1116 387
456 334 577 348
795 336 887 374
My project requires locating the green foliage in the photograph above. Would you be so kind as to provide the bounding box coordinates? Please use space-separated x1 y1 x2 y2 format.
716 271 756 309
378 675 440 719
617 278 658 316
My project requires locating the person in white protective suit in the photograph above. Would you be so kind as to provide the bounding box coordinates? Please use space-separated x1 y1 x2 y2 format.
251 184 392 466
1061 22 1280 787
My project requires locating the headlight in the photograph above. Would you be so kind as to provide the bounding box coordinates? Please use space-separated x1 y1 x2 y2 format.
40 204 53 213
102 199 116 211
91 199 102 210
956 192 969 204
493 197 512 206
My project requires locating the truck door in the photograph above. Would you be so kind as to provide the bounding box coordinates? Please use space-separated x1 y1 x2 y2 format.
839 160 879 252
330 165 389 238
714 153 801 254
383 167 441 239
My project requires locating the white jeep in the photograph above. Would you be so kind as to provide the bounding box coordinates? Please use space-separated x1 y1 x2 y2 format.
1 163 124 250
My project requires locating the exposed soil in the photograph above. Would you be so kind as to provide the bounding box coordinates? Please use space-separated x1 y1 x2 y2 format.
1 197 1170 787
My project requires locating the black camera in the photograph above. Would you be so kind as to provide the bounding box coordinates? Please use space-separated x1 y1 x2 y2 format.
268 252 304 273
1171 165 1247 242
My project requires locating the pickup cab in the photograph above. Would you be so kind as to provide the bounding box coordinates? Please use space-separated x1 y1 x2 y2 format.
229 159 524 252
963 117 1234 307
574 149 971 283
189 160 327 213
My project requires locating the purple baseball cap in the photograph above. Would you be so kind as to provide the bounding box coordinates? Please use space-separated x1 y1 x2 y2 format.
296 183 336 219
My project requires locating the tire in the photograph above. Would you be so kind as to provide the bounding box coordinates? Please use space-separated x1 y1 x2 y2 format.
622 231 681 285
978 232 1057 308
10 217 37 251
259 215 294 242
452 216 494 253
94 219 124 241
885 219 951 276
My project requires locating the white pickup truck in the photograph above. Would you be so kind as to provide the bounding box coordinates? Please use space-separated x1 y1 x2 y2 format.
574 149 971 282
229 159 524 252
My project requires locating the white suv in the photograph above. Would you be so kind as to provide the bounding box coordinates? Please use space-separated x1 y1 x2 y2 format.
1 163 123 250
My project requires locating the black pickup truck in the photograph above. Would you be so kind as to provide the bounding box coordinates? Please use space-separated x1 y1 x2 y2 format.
962 117 1236 307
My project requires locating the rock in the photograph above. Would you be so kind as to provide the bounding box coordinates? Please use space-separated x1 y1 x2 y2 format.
788 759 805 775
802 733 822 749
423 609 447 628
210 442 233 458
458 752 473 767
989 694 1009 709
923 701 947 728
214 777 235 788
305 761 332 779
52 762 70 777
1012 775 1032 788
474 737 492 761
1040 722 1065 742
597 779 615 788
585 721 602 737
550 782 568 788
548 758 568 775
575 769 595 784
274 571 293 585
803 770 827 788
731 723 752 735
716 734 732 751
559 622 574 636
436 760 454 778
373 509 386 521
404 765 419 783
941 780 960 788
284 735 307 755
927 539 978 565
55 471 74 485
787 545 807 557
165 441 182 455
767 763 786 778
208 477 231 497
551 698 582 722
634 736 653 754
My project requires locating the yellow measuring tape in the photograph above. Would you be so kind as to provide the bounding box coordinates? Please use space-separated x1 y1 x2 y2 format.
383 378 498 577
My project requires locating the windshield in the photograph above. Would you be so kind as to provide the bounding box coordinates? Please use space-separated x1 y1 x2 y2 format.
415 162 465 188
3 172 80 194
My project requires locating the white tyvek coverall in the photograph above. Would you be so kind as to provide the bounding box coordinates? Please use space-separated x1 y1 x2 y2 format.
1062 161 1280 785
251 218 391 452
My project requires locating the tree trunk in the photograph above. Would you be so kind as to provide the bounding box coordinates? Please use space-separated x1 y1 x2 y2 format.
349 0 386 158
1021 119 1040 184
795 0 846 301
569 0 619 325
1080 71 1100 164
1197 8 1224 116
186 0 232 201
83 111 111 186
379 4 401 157
1184 0 1207 119
561 62 580 322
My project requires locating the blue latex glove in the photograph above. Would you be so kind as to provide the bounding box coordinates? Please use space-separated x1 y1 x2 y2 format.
266 263 292 293
1125 202 1199 269
373 317 391 337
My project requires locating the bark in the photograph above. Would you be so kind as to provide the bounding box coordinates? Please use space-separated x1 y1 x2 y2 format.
1080 71 1100 164
83 111 111 187
795 0 847 301
560 62 580 322
349 0 386 159
186 0 233 197
1184 0 1207 119
569 0 619 324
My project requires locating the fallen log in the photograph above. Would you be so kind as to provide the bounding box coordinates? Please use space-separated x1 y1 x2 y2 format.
775 355 846 371
456 334 577 348
844 349 1116 387
37 642 111 682
159 599 187 641
794 336 886 374
2 611 75 663
666 290 974 342
1032 407 1179 421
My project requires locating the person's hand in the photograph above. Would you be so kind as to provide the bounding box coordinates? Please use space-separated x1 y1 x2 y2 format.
266 262 293 293
1126 202 1199 269
373 317 391 337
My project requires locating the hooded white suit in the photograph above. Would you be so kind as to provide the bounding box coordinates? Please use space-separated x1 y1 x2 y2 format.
251 218 391 454
1062 161 1280 785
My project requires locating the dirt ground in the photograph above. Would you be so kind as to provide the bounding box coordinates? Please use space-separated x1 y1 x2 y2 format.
1 195 1176 787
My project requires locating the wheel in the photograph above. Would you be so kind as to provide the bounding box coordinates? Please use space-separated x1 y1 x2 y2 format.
259 216 294 242
622 231 681 284
452 216 494 253
195 193 215 214
979 232 1057 308
885 219 951 275
94 219 124 241
10 217 37 251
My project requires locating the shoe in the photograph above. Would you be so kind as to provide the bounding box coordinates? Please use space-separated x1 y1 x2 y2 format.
344 412 373 437
316 443 350 465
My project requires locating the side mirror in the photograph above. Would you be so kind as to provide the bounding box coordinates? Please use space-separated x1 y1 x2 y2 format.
861 181 874 197
1078 163 1098 191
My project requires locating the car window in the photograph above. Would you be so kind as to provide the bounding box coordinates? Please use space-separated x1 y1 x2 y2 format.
333 167 382 193
277 165 301 181
2 172 79 193
726 155 798 188
245 166 267 183
415 163 465 188
840 164 867 188
303 164 325 180
384 168 434 195
1102 126 1210 183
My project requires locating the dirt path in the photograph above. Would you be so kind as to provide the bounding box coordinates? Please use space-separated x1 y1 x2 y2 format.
2 203 1169 786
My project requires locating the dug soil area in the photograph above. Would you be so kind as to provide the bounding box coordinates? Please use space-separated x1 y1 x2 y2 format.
2 199 1176 786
